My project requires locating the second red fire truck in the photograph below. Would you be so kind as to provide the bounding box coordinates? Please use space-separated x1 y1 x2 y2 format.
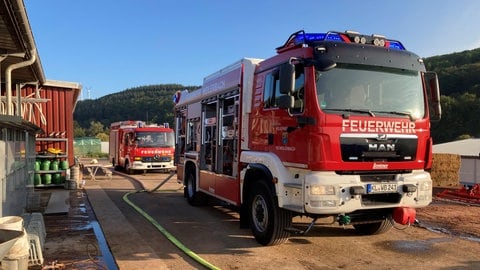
173 30 441 245
109 120 175 173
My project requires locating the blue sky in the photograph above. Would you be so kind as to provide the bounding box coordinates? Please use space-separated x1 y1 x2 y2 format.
25 0 480 99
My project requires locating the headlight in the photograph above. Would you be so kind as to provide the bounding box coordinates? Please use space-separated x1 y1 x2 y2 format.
134 156 142 161
418 181 431 191
310 185 335 195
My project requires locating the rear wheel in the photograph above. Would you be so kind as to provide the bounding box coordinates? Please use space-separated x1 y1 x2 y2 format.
353 217 393 235
249 181 292 246
185 169 207 206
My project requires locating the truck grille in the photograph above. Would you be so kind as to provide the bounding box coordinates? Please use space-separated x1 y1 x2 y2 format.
340 135 417 162
142 155 171 162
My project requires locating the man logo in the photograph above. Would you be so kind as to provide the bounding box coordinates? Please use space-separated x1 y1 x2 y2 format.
377 134 387 141
369 143 396 151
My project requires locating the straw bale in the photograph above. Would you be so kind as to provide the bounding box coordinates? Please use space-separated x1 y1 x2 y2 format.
430 153 461 187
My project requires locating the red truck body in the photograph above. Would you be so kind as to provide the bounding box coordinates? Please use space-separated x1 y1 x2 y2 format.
109 120 175 173
173 31 441 245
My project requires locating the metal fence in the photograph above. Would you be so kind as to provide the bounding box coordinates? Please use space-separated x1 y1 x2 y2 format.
74 137 101 157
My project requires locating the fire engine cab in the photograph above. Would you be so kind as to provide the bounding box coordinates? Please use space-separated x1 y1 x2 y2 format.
173 30 441 245
109 120 175 173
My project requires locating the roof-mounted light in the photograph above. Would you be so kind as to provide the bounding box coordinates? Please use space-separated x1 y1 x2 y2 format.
387 40 405 50
278 30 406 52
294 33 343 45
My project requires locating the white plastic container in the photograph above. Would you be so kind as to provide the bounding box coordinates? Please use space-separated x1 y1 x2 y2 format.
0 216 29 270
0 216 23 231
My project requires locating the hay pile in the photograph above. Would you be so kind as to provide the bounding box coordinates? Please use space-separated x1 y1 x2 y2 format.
430 153 461 187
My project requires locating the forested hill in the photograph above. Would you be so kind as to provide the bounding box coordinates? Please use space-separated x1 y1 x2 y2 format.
73 84 198 130
425 48 480 143
74 48 480 143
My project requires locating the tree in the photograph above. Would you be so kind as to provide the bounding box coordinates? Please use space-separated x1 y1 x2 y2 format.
73 121 86 137
87 121 105 137
456 134 473 140
96 132 109 142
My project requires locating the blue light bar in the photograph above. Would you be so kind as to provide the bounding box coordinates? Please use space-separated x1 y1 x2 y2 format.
388 40 406 50
292 31 406 51
294 33 343 45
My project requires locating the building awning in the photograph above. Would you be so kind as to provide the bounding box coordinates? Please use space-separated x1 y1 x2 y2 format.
0 114 42 134
0 0 45 85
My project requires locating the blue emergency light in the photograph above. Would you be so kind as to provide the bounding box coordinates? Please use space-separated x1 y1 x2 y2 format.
293 31 406 50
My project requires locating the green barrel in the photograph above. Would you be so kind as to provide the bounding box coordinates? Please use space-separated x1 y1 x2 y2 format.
50 160 59 171
52 173 62 184
41 160 51 171
60 160 69 170
34 174 41 185
34 161 41 171
42 174 52 185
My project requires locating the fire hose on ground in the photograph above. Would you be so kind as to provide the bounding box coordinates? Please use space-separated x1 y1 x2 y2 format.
121 172 221 270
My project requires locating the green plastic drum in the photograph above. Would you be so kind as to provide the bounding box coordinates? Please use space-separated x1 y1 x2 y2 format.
34 174 41 185
42 174 52 185
50 160 59 171
34 161 41 171
52 173 62 184
41 160 51 171
59 160 69 170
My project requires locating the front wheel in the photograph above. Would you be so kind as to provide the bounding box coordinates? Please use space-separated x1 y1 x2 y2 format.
249 181 292 246
124 161 133 174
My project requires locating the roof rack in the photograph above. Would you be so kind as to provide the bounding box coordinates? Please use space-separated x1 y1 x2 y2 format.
276 30 405 53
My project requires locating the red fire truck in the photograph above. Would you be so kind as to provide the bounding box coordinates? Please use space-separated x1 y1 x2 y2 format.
173 30 441 245
109 120 175 173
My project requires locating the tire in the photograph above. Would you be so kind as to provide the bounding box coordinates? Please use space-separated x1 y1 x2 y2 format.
249 181 292 246
112 159 121 171
125 161 133 174
185 169 207 206
353 217 393 235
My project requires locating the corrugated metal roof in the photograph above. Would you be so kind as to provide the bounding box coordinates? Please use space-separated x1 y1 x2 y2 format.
0 0 45 84
433 138 480 157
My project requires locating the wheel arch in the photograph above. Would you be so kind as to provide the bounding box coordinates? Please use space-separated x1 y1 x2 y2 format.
240 151 292 205
242 163 275 203
183 160 197 185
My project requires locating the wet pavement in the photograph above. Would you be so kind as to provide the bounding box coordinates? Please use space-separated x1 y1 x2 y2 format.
34 165 178 270
34 188 115 270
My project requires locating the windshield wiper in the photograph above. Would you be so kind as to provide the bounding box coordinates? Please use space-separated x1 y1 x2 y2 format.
324 108 376 117
372 110 414 121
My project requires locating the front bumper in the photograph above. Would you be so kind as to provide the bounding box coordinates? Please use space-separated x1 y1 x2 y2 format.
131 160 175 170
302 170 432 215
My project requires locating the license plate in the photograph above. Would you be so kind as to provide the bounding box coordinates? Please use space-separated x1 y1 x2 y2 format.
366 183 397 193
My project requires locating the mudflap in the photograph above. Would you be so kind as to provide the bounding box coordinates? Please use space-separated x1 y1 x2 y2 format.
239 203 249 228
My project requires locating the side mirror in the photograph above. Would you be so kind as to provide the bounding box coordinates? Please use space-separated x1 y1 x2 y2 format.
424 72 441 122
278 95 294 109
279 62 295 95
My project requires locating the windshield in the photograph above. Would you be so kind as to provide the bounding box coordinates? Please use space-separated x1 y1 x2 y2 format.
136 131 175 148
316 64 425 120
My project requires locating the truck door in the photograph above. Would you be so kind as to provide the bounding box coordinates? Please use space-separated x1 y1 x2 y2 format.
201 99 218 172
174 109 187 165
250 63 307 162
218 93 239 177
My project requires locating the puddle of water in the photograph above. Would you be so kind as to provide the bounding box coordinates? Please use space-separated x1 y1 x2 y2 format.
383 237 453 254
91 220 118 270
391 240 430 253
